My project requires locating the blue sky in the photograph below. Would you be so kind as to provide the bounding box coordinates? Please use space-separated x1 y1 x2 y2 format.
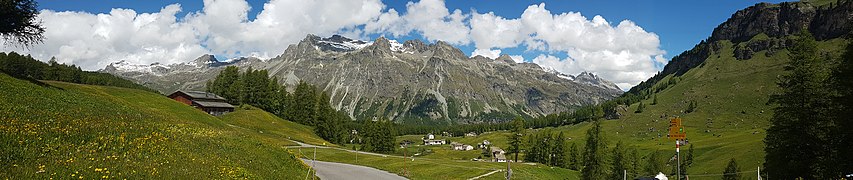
37 0 787 62
21 0 789 89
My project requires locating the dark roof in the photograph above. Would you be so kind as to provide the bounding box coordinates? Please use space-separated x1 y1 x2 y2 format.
183 91 227 100
193 100 235 108
170 90 227 101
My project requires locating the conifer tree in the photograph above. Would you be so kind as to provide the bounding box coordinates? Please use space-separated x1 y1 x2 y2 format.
507 117 525 162
609 141 626 180
723 158 739 180
635 102 644 113
551 132 566 167
765 30 834 179
569 142 580 170
831 40 853 176
582 120 607 180
644 151 663 177
652 94 658 105
287 81 318 125
628 147 640 179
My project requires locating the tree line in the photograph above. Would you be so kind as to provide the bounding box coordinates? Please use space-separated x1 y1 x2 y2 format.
206 66 396 152
0 52 156 92
504 117 699 180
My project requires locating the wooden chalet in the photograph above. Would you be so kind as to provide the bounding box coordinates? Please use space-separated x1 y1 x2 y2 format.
167 90 235 116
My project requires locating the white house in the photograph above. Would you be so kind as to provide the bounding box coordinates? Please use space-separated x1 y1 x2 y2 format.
424 139 445 145
423 133 445 145
465 132 477 137
491 146 507 162
451 142 474 151
478 140 491 149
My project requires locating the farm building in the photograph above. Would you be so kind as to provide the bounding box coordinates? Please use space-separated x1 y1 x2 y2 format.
423 133 446 145
451 142 474 151
167 90 235 116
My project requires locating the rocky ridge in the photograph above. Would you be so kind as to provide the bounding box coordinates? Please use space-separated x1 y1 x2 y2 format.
103 35 623 124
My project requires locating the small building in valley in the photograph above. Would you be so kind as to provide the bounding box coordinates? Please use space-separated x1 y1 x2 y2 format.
423 133 446 145
451 142 474 151
168 90 235 116
491 146 507 162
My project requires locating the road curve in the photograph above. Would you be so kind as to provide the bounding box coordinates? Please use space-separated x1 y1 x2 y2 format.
301 158 408 180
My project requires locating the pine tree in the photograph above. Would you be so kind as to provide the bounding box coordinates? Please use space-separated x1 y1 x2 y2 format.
635 102 644 113
685 100 697 113
582 120 607 180
208 66 241 104
507 117 525 162
831 40 853 176
652 94 658 105
569 142 581 170
287 81 318 125
765 30 835 179
314 92 344 144
684 144 694 175
551 132 566 167
609 141 626 180
722 158 739 180
628 147 640 179
644 151 663 177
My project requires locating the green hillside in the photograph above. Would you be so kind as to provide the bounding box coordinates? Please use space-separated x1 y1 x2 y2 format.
219 105 331 146
0 73 313 179
418 37 849 178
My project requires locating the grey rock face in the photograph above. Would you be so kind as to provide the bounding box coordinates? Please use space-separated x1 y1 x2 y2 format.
103 35 623 124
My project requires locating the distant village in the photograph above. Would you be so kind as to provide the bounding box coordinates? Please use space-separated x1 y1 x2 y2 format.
410 132 508 163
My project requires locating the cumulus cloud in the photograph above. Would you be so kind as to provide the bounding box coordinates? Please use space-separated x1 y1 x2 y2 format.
0 0 665 89
470 12 525 49
364 0 470 45
1 0 386 70
471 48 501 59
468 3 665 88
1 5 208 70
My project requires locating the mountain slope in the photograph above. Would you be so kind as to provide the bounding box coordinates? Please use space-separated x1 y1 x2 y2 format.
0 72 317 179
104 35 624 125
590 0 852 176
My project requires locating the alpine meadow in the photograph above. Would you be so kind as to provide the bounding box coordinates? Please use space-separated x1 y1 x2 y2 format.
2 0 853 179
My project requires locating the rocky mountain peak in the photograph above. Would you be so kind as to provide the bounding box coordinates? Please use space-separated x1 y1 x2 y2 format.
574 71 621 91
429 41 467 60
495 54 516 63
192 54 218 66
403 39 429 53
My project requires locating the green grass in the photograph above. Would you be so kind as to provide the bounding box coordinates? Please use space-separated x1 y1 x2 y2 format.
289 147 578 180
0 73 313 179
403 38 849 179
219 106 331 146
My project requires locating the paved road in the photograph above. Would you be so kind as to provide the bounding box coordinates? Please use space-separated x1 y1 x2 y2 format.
301 158 407 180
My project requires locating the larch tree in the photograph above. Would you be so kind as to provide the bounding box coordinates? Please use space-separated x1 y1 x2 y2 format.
582 120 607 180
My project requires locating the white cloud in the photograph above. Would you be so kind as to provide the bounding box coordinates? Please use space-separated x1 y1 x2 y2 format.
472 3 666 88
471 48 501 59
509 55 525 63
0 0 665 89
470 12 524 49
1 0 386 70
364 0 470 45
0 5 208 70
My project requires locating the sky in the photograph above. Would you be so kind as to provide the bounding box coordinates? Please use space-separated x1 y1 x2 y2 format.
2 0 788 89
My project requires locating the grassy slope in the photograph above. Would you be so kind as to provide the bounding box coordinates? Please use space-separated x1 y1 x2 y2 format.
219 106 331 146
290 147 578 180
423 38 848 179
0 73 312 179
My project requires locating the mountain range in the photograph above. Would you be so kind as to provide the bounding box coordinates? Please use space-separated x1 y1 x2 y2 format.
102 34 623 124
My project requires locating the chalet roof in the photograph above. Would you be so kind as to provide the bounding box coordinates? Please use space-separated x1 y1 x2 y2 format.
172 90 227 101
193 100 235 108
